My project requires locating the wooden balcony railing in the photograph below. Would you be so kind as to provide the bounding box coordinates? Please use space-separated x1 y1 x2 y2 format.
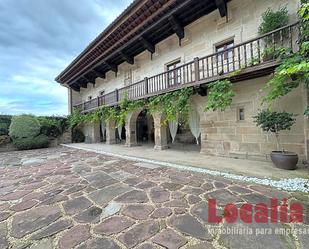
74 22 299 112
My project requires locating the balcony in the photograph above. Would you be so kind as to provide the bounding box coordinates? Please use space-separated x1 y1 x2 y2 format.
74 22 299 112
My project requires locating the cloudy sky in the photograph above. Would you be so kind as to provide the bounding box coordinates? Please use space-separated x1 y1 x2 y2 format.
0 0 132 116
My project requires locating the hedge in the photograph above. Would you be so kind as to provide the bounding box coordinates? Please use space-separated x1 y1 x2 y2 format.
38 116 68 138
9 115 41 139
12 134 49 150
0 115 12 135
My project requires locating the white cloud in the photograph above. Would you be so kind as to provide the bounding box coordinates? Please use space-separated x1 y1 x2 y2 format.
0 0 131 116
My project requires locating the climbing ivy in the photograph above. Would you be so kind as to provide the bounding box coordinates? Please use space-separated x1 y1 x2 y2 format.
148 87 193 123
68 88 193 127
205 80 236 112
68 109 85 128
68 105 119 128
116 93 146 127
262 2 309 115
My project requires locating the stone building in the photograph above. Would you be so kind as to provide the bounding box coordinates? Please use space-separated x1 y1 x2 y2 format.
56 0 308 162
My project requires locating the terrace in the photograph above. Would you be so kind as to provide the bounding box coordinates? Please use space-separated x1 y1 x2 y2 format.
74 22 299 112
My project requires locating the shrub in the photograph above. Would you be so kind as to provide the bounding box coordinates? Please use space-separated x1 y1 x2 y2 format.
0 115 12 135
38 116 68 138
13 134 49 150
258 7 289 35
72 128 85 143
9 115 41 139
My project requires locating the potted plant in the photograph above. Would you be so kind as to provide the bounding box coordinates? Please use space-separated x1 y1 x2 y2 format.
254 109 298 170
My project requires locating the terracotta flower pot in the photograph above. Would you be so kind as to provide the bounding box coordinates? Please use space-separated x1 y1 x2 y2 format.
270 151 298 170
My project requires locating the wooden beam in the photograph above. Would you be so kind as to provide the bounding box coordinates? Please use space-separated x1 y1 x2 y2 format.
71 85 80 92
215 0 227 18
92 69 106 79
168 15 184 41
64 0 213 85
139 36 155 54
120 51 134 65
80 82 88 88
82 76 95 85
104 61 118 74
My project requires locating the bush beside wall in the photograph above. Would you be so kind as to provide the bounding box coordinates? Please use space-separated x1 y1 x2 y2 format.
0 114 69 151
13 134 50 150
38 116 68 138
9 115 41 139
0 115 12 136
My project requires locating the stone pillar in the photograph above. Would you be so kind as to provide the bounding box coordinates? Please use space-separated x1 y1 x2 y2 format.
85 122 100 143
106 120 116 145
147 114 154 142
153 113 168 150
125 111 139 147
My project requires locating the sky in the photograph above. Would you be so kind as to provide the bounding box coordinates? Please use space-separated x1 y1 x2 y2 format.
0 0 132 116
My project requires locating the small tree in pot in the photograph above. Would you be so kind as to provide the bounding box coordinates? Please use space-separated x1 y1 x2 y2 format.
254 109 298 170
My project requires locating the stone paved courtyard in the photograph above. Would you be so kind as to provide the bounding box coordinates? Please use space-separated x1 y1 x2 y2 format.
0 147 308 249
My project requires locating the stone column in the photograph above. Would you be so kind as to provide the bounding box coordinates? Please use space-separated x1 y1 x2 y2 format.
84 122 100 143
153 113 168 150
106 120 116 145
125 111 138 147
147 114 154 142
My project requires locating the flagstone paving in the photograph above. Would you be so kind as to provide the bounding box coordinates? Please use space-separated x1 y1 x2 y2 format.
0 147 308 249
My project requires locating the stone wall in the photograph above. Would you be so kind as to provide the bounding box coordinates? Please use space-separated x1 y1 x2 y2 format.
79 75 307 162
57 130 72 144
72 0 300 104
0 135 15 153
74 0 306 161
194 76 306 161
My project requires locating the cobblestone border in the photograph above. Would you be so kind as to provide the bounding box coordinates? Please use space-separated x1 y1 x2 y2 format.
62 144 309 193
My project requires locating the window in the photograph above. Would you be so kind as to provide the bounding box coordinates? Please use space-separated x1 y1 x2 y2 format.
216 40 234 61
238 107 245 121
215 40 234 74
166 59 181 86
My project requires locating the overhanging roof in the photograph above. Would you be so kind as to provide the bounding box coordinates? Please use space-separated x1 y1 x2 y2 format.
56 0 228 91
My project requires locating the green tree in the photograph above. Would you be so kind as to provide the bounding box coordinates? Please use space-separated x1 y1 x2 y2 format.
254 110 296 151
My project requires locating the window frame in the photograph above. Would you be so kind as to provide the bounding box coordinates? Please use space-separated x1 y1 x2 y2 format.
215 39 235 61
237 107 245 121
165 58 181 86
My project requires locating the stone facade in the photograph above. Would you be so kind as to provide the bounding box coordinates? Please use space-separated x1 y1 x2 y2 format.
74 0 307 162
194 77 307 161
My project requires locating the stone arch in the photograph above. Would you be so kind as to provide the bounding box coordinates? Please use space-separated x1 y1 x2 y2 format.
136 110 154 143
125 107 144 147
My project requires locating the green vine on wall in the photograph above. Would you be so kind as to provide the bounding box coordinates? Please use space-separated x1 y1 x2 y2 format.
116 93 146 127
205 80 236 112
262 2 309 115
68 88 194 128
148 87 193 123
